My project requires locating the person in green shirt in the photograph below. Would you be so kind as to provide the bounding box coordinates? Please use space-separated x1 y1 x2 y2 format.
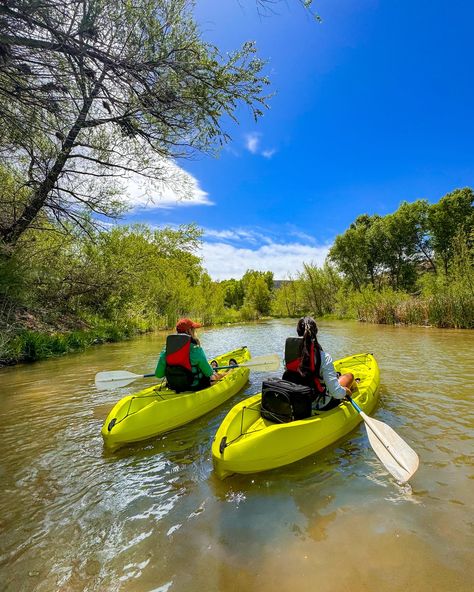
155 318 224 391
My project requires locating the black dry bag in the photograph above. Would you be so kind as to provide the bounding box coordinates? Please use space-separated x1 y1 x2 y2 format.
260 378 314 423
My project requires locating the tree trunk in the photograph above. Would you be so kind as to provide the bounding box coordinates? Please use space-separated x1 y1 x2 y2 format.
0 76 103 248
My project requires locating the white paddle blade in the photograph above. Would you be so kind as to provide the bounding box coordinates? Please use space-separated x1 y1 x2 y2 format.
95 370 142 382
360 411 419 483
242 354 281 372
95 378 138 391
95 370 143 389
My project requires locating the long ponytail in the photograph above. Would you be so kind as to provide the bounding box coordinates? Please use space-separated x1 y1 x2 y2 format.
296 316 321 378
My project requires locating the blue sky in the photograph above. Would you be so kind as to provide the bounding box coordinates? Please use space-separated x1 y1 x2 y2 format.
123 0 474 280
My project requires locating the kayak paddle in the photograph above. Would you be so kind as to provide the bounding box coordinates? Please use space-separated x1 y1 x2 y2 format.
216 353 281 372
347 395 419 483
95 370 156 390
95 353 281 390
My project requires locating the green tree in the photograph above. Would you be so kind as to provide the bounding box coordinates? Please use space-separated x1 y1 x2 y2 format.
371 200 431 291
243 274 272 317
427 188 474 275
242 269 274 293
272 278 306 317
330 202 435 293
220 278 245 309
298 262 342 316
329 214 382 290
191 273 226 325
17 223 203 326
0 164 35 300
0 0 269 249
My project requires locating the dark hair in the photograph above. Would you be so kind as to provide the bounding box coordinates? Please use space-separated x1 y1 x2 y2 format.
296 316 321 377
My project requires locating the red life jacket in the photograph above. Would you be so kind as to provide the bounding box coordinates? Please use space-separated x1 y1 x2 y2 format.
165 334 195 392
283 337 326 394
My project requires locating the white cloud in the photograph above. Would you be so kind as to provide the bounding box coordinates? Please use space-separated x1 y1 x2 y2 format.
245 132 261 154
200 241 330 280
204 226 314 247
262 148 276 159
244 133 276 159
204 228 261 244
121 160 213 210
287 229 317 243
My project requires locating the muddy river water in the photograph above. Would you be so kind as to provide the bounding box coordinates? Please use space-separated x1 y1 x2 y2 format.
0 319 472 591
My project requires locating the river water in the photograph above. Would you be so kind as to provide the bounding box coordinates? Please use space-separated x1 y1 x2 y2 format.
0 319 472 592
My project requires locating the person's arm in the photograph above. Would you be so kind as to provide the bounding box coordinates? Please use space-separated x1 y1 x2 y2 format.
154 348 167 378
320 352 347 399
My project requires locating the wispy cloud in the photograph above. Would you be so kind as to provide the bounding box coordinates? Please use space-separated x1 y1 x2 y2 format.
204 228 260 244
245 132 261 154
262 149 276 159
200 240 330 280
204 225 317 248
121 160 213 210
244 133 276 159
287 229 318 243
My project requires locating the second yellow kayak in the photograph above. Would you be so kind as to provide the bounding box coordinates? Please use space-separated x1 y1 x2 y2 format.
102 346 251 451
212 352 380 478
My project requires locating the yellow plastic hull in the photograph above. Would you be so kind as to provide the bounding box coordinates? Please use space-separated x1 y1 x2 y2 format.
102 346 251 451
212 353 380 478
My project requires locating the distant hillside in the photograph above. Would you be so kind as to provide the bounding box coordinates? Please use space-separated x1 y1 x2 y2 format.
273 280 291 290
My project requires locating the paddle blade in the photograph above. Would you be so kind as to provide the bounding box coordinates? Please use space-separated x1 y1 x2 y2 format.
95 370 143 389
360 411 419 483
242 353 281 372
216 353 281 372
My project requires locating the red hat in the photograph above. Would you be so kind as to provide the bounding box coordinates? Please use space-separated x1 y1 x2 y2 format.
176 318 202 333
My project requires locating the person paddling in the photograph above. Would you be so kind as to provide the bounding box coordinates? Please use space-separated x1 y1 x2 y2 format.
155 318 224 392
283 316 354 411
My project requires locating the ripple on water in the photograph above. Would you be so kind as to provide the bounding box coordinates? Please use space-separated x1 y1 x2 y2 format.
0 321 473 592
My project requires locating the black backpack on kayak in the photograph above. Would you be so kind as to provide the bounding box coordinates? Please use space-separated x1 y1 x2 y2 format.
260 378 315 423
165 334 195 392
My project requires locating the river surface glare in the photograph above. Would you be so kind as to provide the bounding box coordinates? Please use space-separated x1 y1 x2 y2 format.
0 319 473 592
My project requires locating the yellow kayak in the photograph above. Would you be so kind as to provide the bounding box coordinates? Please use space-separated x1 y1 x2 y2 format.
212 353 380 479
102 346 251 451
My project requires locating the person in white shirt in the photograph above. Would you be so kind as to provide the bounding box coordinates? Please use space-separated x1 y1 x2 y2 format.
283 316 355 411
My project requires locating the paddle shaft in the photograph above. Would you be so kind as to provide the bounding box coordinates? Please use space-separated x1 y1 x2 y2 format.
96 353 279 388
100 372 155 382
215 353 280 372
348 396 362 413
215 360 278 371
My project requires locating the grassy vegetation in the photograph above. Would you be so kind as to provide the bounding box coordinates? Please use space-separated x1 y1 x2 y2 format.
272 190 473 329
334 285 473 328
0 314 151 365
1 187 472 366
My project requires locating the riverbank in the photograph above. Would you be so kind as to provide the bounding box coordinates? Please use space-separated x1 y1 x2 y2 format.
0 309 154 366
2 289 473 367
0 307 267 367
333 286 474 329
